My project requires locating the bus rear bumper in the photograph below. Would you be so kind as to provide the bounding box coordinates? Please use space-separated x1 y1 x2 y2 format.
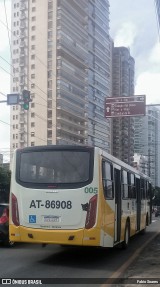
9 225 85 245
9 225 101 246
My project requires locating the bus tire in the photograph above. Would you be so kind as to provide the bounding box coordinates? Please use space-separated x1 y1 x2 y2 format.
122 221 130 249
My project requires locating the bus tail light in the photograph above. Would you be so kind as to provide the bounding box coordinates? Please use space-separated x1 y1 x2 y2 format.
85 194 97 229
11 193 20 226
0 208 9 224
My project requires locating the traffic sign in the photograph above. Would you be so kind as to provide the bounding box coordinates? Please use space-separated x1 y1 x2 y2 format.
105 95 146 118
7 93 19 105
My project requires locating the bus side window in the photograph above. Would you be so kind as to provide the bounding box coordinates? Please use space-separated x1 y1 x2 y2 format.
146 181 150 199
122 170 129 199
140 178 146 199
130 173 136 198
102 161 113 199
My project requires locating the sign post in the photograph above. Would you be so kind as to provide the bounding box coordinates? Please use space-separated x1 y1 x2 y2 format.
105 95 146 118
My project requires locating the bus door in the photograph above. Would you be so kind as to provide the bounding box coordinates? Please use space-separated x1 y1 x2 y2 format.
136 177 141 231
114 168 121 243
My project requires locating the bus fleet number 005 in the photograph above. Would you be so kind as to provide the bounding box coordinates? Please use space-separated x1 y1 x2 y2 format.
29 200 72 209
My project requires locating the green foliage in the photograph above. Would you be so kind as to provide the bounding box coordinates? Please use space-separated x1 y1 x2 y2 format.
0 167 11 186
0 167 11 203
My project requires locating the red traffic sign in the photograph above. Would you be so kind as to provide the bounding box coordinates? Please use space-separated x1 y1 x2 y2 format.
105 95 146 118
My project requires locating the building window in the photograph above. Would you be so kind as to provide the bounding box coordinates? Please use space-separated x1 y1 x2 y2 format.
31 26 36 31
47 120 52 129
48 21 52 29
31 35 36 41
47 130 52 138
31 122 35 127
31 45 35 50
48 70 52 78
31 74 35 79
31 142 35 146
31 54 35 60
47 101 52 109
31 132 35 137
48 80 52 89
32 16 36 21
31 93 35 99
31 103 35 108
48 31 52 39
31 83 35 88
48 90 52 98
32 7 36 12
31 64 35 69
31 113 35 118
48 12 52 20
48 61 52 69
48 1 53 10
48 51 52 58
47 110 52 118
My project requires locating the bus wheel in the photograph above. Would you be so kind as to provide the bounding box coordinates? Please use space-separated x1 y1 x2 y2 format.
122 222 130 249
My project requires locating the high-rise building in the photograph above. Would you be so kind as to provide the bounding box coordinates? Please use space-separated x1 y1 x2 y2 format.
112 46 135 165
134 106 160 187
10 0 112 159
155 0 160 31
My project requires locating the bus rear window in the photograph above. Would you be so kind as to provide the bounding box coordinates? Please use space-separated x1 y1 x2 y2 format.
17 150 92 187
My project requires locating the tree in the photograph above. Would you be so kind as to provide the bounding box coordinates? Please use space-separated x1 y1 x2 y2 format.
0 167 11 203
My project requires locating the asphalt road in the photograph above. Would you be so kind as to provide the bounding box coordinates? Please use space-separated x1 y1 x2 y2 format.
0 217 160 287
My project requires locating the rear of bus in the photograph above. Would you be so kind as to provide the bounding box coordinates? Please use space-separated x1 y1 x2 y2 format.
9 146 102 246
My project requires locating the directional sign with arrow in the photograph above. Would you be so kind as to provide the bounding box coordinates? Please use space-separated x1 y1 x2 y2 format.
105 95 146 118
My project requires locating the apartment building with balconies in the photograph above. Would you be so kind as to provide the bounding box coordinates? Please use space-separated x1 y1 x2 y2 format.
10 0 112 159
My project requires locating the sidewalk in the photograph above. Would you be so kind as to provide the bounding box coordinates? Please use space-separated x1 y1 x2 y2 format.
120 220 160 286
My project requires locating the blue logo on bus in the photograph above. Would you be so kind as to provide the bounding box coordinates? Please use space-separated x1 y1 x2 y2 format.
29 215 36 223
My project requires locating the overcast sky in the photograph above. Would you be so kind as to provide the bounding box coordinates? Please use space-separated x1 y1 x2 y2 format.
0 0 160 162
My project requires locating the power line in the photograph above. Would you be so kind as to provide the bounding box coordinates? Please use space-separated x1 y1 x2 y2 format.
3 0 12 57
0 119 10 126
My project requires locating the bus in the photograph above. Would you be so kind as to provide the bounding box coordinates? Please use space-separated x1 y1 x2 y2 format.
9 145 152 248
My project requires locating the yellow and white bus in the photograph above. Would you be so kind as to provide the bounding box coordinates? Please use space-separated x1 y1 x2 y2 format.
9 145 152 248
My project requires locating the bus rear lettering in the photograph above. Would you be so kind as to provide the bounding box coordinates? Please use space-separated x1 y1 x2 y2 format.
29 200 42 208
84 187 98 194
29 200 72 209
